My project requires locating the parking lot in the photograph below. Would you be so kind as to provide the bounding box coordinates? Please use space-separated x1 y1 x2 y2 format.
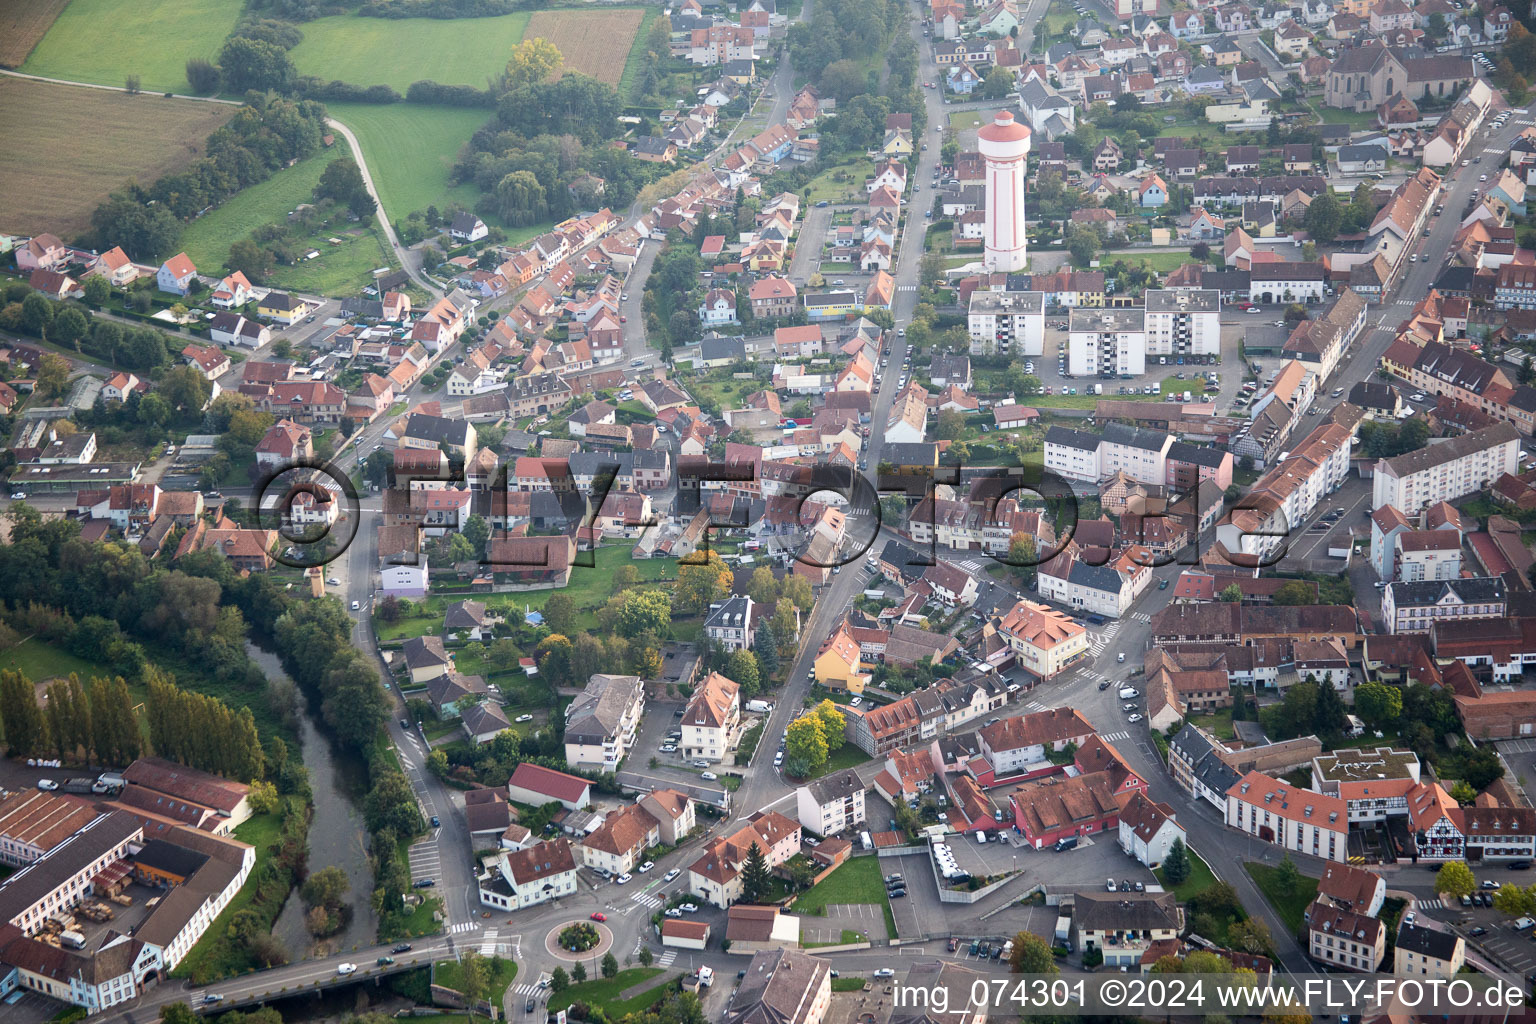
883 851 945 940
808 901 891 943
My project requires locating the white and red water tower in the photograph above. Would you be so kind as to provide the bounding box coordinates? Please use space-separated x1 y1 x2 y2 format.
977 109 1032 274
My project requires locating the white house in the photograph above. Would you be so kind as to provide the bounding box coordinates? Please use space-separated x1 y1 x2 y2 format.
682 671 742 763
1117 791 1185 868
794 768 867 836
478 839 579 910
156 253 197 295
698 287 740 326
563 673 645 770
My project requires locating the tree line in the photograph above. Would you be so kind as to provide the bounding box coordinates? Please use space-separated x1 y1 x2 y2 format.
146 673 265 780
90 93 327 260
0 281 185 373
0 670 140 766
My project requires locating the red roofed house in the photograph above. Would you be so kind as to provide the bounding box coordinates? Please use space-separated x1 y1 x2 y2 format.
211 271 254 309
749 276 798 318
181 343 230 380
506 763 592 810
17 233 66 272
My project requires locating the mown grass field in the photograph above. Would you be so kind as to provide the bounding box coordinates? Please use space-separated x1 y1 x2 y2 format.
264 225 396 298
20 0 242 92
0 77 235 236
0 0 70 68
328 103 488 222
289 11 530 93
0 639 114 685
525 9 645 88
179 152 332 272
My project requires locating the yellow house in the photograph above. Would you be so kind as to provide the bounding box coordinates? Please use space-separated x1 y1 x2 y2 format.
882 128 914 158
813 624 866 693
257 290 311 325
997 600 1090 680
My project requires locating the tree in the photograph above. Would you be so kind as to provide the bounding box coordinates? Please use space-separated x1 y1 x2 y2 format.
459 951 489 1020
1493 883 1536 918
186 57 221 93
572 961 587 983
1226 917 1274 956
1435 860 1476 901
741 841 772 903
1068 228 1099 267
1269 581 1316 606
1008 931 1058 974
21 292 53 338
1450 780 1477 805
601 952 619 979
1218 583 1244 602
125 74 141 94
507 37 564 88
935 409 967 440
1162 838 1191 886
550 967 570 994
1354 681 1402 731
35 353 71 402
617 589 671 638
217 36 294 93
544 592 578 635
315 158 369 208
83 275 110 306
813 699 845 743
726 649 761 696
227 239 274 281
675 553 733 613
52 306 88 349
980 65 1015 99
1272 855 1300 898
638 946 654 967
748 566 780 606
1304 189 1342 243
1005 533 1037 588
785 714 829 777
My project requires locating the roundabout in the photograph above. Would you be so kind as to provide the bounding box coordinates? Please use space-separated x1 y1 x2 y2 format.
544 918 615 962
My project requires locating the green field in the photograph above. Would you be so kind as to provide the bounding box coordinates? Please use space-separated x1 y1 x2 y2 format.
0 639 113 684
290 11 530 93
435 957 518 1005
793 856 896 937
1246 861 1320 934
328 103 489 222
265 225 397 298
179 152 332 272
21 0 242 93
1154 848 1217 903
548 968 668 1016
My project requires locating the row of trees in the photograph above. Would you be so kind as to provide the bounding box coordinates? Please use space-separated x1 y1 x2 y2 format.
91 93 328 259
0 281 186 373
146 672 265 780
0 670 141 765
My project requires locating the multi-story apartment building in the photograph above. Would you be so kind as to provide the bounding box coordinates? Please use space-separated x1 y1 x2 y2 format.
1217 416 1355 566
563 673 645 770
1381 576 1505 634
1308 901 1385 972
967 290 1046 356
1068 308 1146 376
1042 423 1173 486
794 769 867 836
996 600 1091 680
704 596 756 651
682 671 742 763
579 802 661 876
1372 422 1520 512
1395 921 1465 978
1072 892 1182 970
978 708 1094 777
1225 772 1348 861
478 839 579 910
1311 748 1421 824
1144 289 1221 356
726 949 831 1024
687 811 801 907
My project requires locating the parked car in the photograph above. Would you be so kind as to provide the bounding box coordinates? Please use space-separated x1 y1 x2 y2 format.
638 861 655 873
874 969 895 978
616 873 632 884
701 771 718 780
516 714 534 723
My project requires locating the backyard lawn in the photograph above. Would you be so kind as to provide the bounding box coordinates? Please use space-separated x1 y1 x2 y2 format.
179 152 332 272
548 968 669 1016
289 11 530 93
327 103 491 223
812 742 871 778
793 855 896 938
802 157 875 204
1246 862 1319 934
21 0 242 93
1154 847 1218 903
264 225 398 298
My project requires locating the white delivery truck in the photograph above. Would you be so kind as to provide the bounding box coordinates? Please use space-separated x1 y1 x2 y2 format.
745 699 773 714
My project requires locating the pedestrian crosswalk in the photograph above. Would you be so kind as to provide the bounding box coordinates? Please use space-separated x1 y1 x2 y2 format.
631 890 665 909
954 559 986 574
514 984 543 997
1128 611 1151 624
1100 730 1130 742
480 929 499 956
1024 699 1047 711
448 922 478 935
1416 898 1445 911
897 284 918 292
657 949 678 967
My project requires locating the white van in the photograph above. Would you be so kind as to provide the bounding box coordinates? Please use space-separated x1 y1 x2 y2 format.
975 831 988 844
1118 686 1140 699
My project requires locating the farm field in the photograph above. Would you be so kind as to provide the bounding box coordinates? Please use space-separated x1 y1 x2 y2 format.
179 152 332 273
0 0 70 68
525 9 646 88
20 0 242 93
0 77 235 237
288 11 530 93
327 103 488 223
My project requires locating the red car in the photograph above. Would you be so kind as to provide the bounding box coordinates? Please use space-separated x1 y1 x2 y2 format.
590 912 607 922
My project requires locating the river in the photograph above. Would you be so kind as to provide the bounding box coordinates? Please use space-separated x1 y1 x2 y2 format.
245 642 380 958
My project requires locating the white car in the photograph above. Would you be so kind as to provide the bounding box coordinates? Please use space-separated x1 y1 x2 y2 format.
337 963 358 976
1117 653 1126 663
700 771 718 780
1127 714 1144 724
774 752 784 766
874 969 895 978
36 779 57 791
681 903 700 913
638 861 655 873
327 577 340 585
660 743 678 753
516 714 534 723
664 868 680 882
665 908 683 918
693 760 710 768
616 873 632 884
849 696 862 706
351 600 361 611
